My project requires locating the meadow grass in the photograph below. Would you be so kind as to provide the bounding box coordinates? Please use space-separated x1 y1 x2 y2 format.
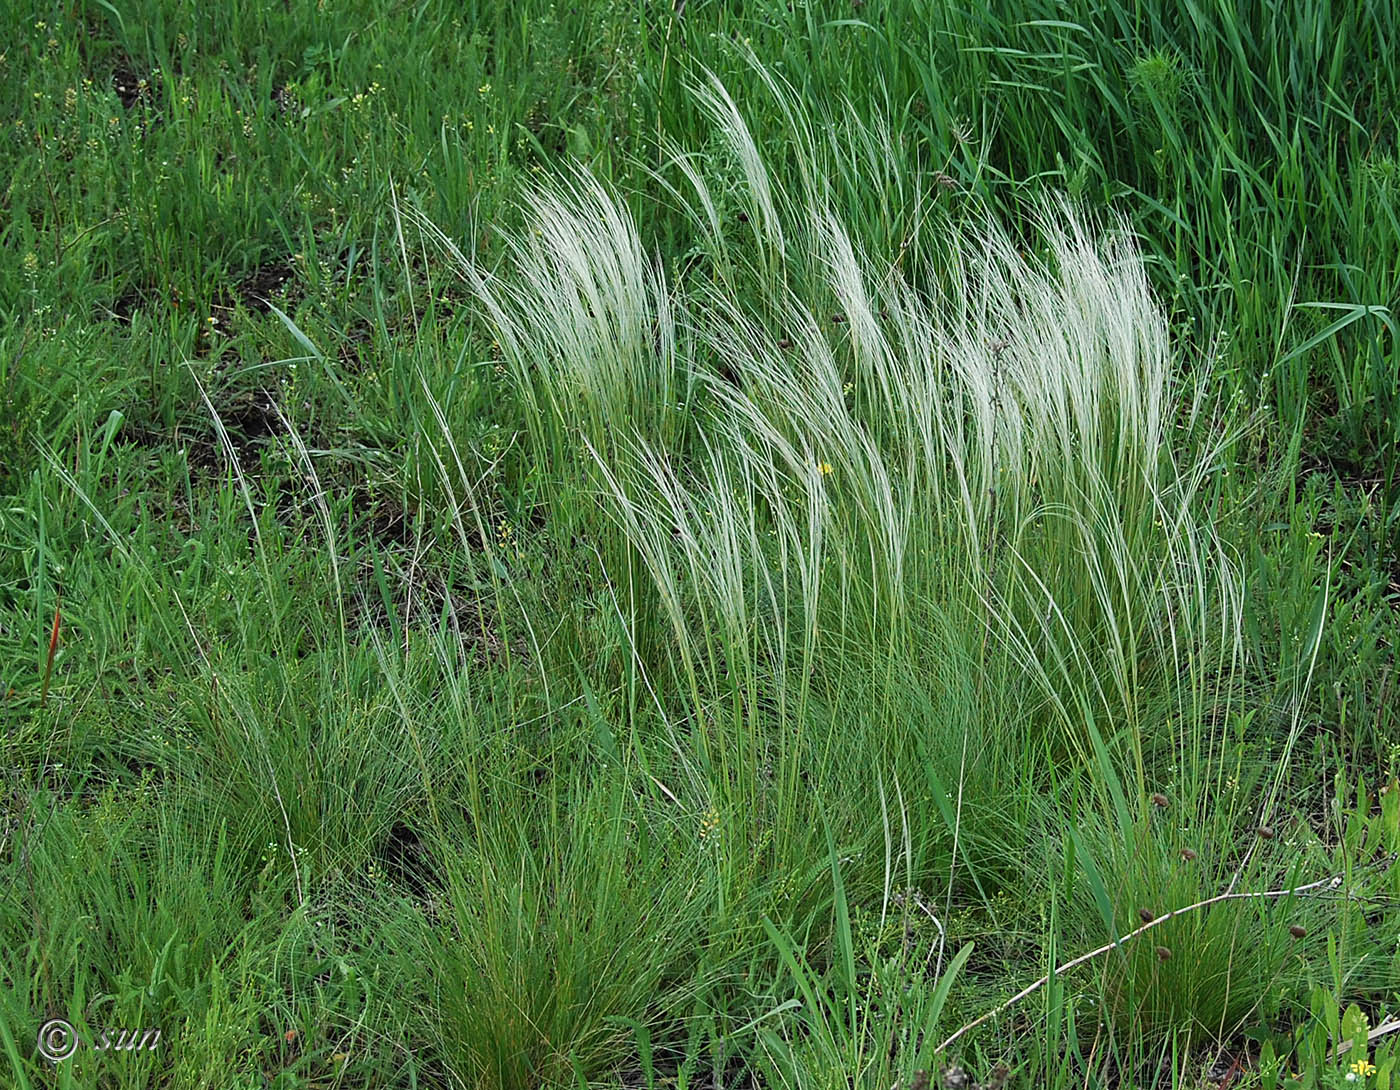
2 2 1397 1088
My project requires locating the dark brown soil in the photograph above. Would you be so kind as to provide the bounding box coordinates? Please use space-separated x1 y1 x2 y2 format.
231 261 297 314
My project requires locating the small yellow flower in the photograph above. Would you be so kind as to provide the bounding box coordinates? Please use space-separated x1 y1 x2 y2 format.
1351 1060 1377 1079
818 461 833 476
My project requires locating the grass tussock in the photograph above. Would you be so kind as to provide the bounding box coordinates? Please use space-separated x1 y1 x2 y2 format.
446 74 1246 815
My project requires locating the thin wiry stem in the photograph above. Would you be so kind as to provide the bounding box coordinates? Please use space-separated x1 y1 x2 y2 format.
934 874 1344 1056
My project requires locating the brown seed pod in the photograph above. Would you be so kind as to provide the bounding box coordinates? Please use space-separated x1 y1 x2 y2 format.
1258 824 1276 840
1155 946 1171 961
1289 924 1307 939
1180 848 1198 862
1151 793 1170 808
1138 907 1155 924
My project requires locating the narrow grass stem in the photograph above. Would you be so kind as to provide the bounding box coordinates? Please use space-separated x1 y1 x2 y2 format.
934 873 1344 1056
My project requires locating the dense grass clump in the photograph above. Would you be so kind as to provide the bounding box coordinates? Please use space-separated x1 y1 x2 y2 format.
444 76 1314 1057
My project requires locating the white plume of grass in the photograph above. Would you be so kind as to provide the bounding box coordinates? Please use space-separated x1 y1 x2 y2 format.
417 165 686 464
438 67 1246 811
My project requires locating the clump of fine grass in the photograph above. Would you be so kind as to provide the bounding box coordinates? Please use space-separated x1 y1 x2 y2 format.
418 67 1288 1072
442 66 1245 803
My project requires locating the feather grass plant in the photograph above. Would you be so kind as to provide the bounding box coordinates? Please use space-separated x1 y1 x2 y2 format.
423 66 1285 1060
443 65 1246 798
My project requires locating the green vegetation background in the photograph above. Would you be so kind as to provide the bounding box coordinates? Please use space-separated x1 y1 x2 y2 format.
1 1 1397 1087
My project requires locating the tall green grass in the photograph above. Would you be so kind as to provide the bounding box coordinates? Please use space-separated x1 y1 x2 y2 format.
431 71 1354 1075
452 68 1245 809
